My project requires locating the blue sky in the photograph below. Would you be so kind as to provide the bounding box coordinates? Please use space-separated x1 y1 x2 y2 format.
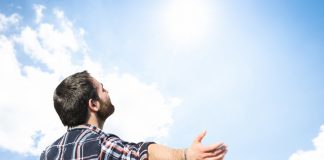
0 0 323 160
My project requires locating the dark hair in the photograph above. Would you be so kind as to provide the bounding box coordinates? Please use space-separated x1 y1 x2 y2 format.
53 70 99 127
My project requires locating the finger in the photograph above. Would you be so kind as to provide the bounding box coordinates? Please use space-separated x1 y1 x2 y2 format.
215 152 226 159
195 130 207 143
213 147 227 156
208 144 227 154
202 147 227 158
206 152 226 160
203 143 224 152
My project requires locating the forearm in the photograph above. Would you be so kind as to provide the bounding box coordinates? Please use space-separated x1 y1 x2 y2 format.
148 144 185 160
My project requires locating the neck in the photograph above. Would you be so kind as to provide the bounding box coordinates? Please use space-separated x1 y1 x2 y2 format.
98 120 104 129
87 115 105 129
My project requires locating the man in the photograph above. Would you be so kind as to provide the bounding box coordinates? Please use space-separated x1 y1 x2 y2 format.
40 70 228 160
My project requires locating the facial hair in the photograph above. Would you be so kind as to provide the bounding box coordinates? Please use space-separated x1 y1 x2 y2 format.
97 98 115 121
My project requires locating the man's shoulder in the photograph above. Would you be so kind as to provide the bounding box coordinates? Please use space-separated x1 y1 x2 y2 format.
40 129 103 160
47 128 103 146
98 132 122 143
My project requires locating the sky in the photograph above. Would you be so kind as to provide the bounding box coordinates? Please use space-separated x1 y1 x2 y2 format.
0 0 323 160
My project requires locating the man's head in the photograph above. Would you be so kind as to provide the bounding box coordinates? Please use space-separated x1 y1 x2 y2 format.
53 70 114 127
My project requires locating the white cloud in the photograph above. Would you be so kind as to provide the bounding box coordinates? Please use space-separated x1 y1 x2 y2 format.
0 5 180 156
0 13 20 32
33 4 46 24
289 125 324 160
14 7 87 75
103 72 182 142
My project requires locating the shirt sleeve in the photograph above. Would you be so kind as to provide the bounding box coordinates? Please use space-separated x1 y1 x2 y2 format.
99 133 155 160
39 151 45 160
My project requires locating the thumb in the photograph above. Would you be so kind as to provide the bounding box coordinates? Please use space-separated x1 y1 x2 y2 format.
195 130 207 143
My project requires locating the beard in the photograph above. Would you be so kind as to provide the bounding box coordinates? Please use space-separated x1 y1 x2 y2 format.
97 98 115 121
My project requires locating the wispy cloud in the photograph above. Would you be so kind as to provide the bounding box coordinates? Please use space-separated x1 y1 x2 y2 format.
104 72 182 142
289 125 324 160
0 4 180 156
33 4 46 24
0 13 20 32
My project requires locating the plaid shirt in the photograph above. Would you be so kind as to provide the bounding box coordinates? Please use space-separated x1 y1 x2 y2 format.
40 124 155 160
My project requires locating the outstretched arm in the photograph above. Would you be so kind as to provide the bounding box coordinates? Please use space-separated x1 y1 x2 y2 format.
148 131 227 160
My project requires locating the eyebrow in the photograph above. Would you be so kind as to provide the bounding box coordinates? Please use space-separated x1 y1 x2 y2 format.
101 83 103 89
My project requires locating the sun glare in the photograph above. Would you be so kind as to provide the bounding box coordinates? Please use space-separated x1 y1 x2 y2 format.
162 0 212 47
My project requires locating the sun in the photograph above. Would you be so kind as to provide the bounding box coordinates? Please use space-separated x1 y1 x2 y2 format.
162 0 212 47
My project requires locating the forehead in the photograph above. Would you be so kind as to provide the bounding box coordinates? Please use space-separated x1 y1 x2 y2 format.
91 77 102 88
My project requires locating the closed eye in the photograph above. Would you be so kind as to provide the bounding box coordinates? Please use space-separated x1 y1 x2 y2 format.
101 83 107 92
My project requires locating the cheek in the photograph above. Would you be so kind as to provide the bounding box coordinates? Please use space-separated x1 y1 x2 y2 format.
101 93 109 102
99 92 105 98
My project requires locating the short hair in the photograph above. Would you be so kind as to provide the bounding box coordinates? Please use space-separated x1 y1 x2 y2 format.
53 70 100 127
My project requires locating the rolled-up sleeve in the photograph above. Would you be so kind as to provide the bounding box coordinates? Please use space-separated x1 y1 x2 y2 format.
99 133 155 160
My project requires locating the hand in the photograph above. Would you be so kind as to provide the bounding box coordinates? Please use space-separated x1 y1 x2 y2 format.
186 131 227 160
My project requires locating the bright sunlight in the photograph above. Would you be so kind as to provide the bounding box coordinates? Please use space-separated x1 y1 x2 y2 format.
162 0 213 47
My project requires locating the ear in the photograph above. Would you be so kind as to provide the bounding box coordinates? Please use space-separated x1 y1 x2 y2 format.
88 99 100 112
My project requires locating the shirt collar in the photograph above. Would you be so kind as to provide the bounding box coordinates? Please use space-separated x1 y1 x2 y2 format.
67 124 102 134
